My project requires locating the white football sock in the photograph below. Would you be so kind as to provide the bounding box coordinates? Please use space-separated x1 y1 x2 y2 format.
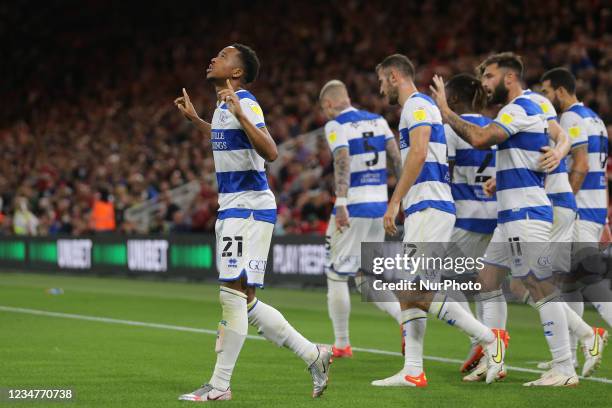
535 295 575 377
326 278 351 348
355 274 402 323
475 298 484 322
373 301 402 324
562 301 592 340
449 290 479 346
210 287 248 391
562 290 585 365
401 308 427 376
429 293 494 345
583 280 612 327
474 298 485 347
248 298 319 366
477 289 507 329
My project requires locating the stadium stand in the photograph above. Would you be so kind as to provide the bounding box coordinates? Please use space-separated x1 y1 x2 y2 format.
0 0 610 236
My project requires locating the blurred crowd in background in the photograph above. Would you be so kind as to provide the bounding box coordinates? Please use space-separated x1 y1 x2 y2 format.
1 0 610 236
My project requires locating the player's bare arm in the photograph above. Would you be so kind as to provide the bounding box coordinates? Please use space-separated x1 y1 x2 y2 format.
385 138 402 179
332 146 351 231
431 75 508 149
383 126 429 236
540 119 570 173
217 79 278 162
568 144 589 194
174 88 212 135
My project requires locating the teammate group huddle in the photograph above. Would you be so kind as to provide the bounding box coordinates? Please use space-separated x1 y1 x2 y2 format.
173 44 610 401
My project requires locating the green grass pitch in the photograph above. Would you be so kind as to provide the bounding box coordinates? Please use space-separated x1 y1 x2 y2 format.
1 272 611 408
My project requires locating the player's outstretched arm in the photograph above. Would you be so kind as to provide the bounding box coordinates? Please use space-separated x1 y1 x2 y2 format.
540 119 570 172
218 80 278 162
383 126 429 236
385 138 402 180
333 147 350 231
430 75 507 149
174 88 211 136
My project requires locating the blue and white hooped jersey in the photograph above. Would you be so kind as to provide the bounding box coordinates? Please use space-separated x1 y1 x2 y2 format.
398 92 455 217
446 114 497 234
561 103 609 225
492 94 553 224
211 89 276 224
523 90 577 211
325 107 394 218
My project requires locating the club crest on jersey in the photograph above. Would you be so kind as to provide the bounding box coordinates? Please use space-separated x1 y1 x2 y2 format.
219 111 230 124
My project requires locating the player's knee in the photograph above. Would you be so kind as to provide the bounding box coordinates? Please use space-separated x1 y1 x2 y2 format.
246 287 257 303
222 277 248 294
509 278 527 299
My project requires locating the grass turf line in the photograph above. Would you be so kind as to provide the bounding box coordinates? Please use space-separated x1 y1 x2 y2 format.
0 272 610 408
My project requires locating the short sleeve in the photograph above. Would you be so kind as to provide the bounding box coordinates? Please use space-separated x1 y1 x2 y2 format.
559 111 588 149
493 103 532 136
401 97 434 132
537 98 557 121
239 98 266 128
324 120 348 152
445 124 458 160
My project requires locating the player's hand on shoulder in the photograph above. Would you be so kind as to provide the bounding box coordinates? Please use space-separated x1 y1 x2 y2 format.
174 88 200 122
217 79 243 118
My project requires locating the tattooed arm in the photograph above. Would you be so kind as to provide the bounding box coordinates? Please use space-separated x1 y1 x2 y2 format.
568 145 588 194
440 110 508 149
385 138 402 179
431 75 508 149
333 147 351 230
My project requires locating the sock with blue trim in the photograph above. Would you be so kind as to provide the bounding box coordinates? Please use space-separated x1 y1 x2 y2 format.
535 295 575 377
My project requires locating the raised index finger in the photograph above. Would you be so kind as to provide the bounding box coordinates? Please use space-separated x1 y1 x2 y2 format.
182 88 190 103
226 79 234 92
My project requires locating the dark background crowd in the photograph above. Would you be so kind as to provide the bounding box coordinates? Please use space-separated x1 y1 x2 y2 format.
1 0 611 236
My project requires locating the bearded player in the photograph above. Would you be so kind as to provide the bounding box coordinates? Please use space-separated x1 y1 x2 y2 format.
431 52 594 386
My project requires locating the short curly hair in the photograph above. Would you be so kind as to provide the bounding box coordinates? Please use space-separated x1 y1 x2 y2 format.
232 43 260 84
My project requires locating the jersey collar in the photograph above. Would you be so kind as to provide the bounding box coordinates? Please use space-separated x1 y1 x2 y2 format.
337 106 357 116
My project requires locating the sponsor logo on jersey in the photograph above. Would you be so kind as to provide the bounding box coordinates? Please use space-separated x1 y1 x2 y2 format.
248 259 267 271
413 108 427 122
500 113 514 125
